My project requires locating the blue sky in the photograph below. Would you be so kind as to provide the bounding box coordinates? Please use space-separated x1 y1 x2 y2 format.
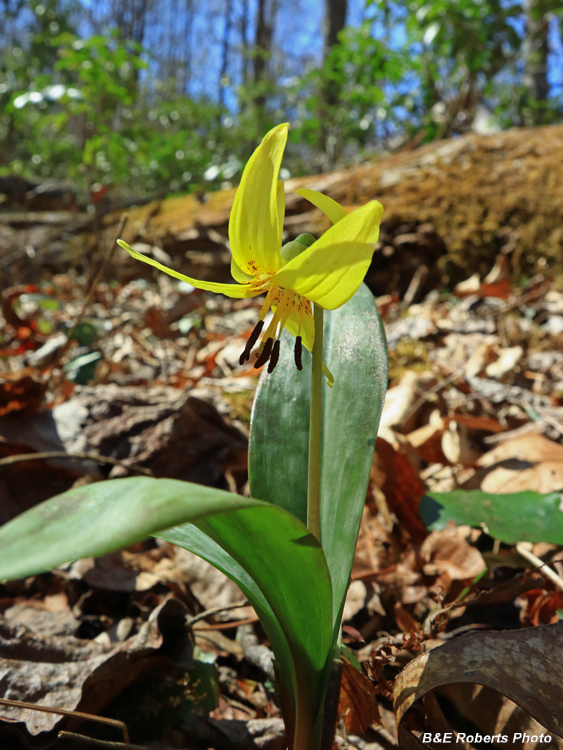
73 0 563 107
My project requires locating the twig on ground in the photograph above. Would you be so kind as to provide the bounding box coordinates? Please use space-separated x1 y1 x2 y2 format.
0 451 153 476
188 598 250 625
516 542 563 593
58 732 146 750
193 616 259 631
401 264 428 310
0 698 129 743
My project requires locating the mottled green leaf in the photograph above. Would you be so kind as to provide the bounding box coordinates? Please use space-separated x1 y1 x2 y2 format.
421 489 563 544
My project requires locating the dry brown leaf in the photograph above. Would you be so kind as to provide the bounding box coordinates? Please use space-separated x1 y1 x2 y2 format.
404 411 448 465
454 255 512 300
171 547 255 620
394 621 563 740
0 369 47 417
373 437 428 543
453 414 505 433
378 372 439 442
518 589 563 627
65 385 248 484
436 684 563 750
338 659 380 734
420 522 485 581
479 434 563 467
441 420 481 466
461 433 563 494
0 598 188 735
479 462 563 494
456 571 545 610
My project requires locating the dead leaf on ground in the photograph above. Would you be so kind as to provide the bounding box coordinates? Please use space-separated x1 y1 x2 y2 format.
0 407 95 524
378 372 439 442
0 369 47 416
420 522 485 582
72 385 248 484
436 683 563 750
170 546 255 621
463 433 563 494
393 621 563 742
454 255 512 300
373 437 428 543
517 589 563 627
338 659 380 735
3 592 79 638
479 434 563 466
0 598 189 737
60 549 176 593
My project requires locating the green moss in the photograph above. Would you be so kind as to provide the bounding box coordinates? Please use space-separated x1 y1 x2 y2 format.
223 389 256 423
388 338 431 382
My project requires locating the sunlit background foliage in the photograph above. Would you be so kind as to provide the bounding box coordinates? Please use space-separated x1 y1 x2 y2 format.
1 0 562 200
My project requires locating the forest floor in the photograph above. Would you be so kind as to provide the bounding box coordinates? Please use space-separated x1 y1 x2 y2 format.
2 124 563 750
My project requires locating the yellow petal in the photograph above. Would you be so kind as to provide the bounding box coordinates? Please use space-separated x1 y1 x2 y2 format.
296 187 348 225
231 257 253 283
118 240 260 299
228 124 288 276
281 299 315 351
277 180 285 245
270 200 384 310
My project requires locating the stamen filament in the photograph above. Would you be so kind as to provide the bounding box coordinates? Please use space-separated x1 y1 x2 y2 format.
258 284 278 322
276 292 295 337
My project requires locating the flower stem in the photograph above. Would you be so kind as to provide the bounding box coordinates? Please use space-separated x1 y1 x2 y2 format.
307 304 323 540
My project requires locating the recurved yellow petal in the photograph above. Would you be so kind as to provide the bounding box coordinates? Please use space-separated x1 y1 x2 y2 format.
118 241 260 299
296 187 348 225
271 200 383 310
228 124 288 276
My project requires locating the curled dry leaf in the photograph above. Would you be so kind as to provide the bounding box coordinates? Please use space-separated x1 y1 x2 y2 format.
393 621 563 741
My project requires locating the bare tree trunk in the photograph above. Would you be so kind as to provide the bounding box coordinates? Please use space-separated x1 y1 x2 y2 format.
253 0 277 128
523 0 549 124
323 0 347 107
318 0 347 169
113 0 150 46
240 0 250 87
112 0 151 87
323 0 347 62
219 0 233 105
178 0 195 94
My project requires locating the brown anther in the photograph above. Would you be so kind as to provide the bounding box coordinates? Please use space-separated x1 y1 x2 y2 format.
267 339 281 373
239 319 264 364
254 336 274 369
294 336 303 370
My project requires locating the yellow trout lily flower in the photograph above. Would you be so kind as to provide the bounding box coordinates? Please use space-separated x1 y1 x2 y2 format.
118 123 383 374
